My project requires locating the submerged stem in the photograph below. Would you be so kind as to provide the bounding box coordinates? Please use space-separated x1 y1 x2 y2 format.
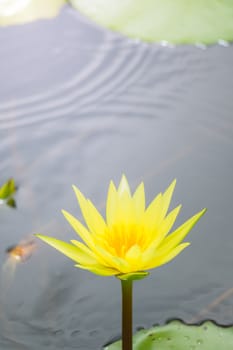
121 279 133 350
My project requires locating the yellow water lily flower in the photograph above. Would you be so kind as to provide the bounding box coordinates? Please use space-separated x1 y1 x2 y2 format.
36 176 206 278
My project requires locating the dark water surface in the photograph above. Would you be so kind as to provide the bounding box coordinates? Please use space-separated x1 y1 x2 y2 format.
0 5 233 350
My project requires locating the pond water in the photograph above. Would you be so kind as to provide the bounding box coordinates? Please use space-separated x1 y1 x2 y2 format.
0 5 233 350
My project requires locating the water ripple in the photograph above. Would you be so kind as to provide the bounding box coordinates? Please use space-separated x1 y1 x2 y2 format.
0 7 213 130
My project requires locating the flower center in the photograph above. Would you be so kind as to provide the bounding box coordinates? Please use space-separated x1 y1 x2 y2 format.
104 224 146 257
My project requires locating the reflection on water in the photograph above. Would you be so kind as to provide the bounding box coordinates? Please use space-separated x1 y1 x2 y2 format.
6 238 36 262
0 5 233 350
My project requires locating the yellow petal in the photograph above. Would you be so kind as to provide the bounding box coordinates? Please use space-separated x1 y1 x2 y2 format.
142 205 182 252
72 185 88 215
72 185 106 235
71 238 125 272
157 208 207 254
159 205 182 237
108 177 143 226
91 245 130 273
116 175 135 224
145 243 190 270
35 234 96 265
142 239 162 264
132 182 145 218
118 191 135 224
72 233 129 274
71 239 96 258
86 199 107 234
106 180 119 226
125 244 142 269
144 180 176 231
161 179 176 219
62 209 94 247
75 263 118 276
118 174 131 197
144 192 163 229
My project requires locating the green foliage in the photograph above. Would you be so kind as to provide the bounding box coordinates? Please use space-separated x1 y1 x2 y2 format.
0 178 16 200
6 197 16 208
0 178 17 208
104 320 233 350
70 0 233 45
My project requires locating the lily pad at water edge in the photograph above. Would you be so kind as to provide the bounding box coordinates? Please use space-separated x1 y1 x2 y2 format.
0 0 66 26
70 0 233 45
104 320 233 350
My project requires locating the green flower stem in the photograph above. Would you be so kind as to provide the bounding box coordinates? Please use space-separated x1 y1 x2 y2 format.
121 279 133 350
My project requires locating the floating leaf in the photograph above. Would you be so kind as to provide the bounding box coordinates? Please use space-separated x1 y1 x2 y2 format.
0 0 66 26
104 320 233 350
0 178 16 200
0 178 17 208
70 0 233 45
6 197 16 208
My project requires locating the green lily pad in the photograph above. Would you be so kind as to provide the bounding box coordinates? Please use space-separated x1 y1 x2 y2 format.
70 0 233 45
0 0 66 26
104 320 233 350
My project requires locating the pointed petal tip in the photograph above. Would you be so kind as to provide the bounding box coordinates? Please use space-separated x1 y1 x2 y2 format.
121 173 127 180
61 208 68 216
71 184 78 192
120 173 129 183
137 181 145 190
72 184 84 200
197 207 207 218
72 184 85 195
118 174 131 195
108 179 117 191
34 233 46 239
72 184 81 195
70 239 77 244
119 174 128 185
169 178 177 188
163 178 177 197
34 233 52 244
61 209 76 221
